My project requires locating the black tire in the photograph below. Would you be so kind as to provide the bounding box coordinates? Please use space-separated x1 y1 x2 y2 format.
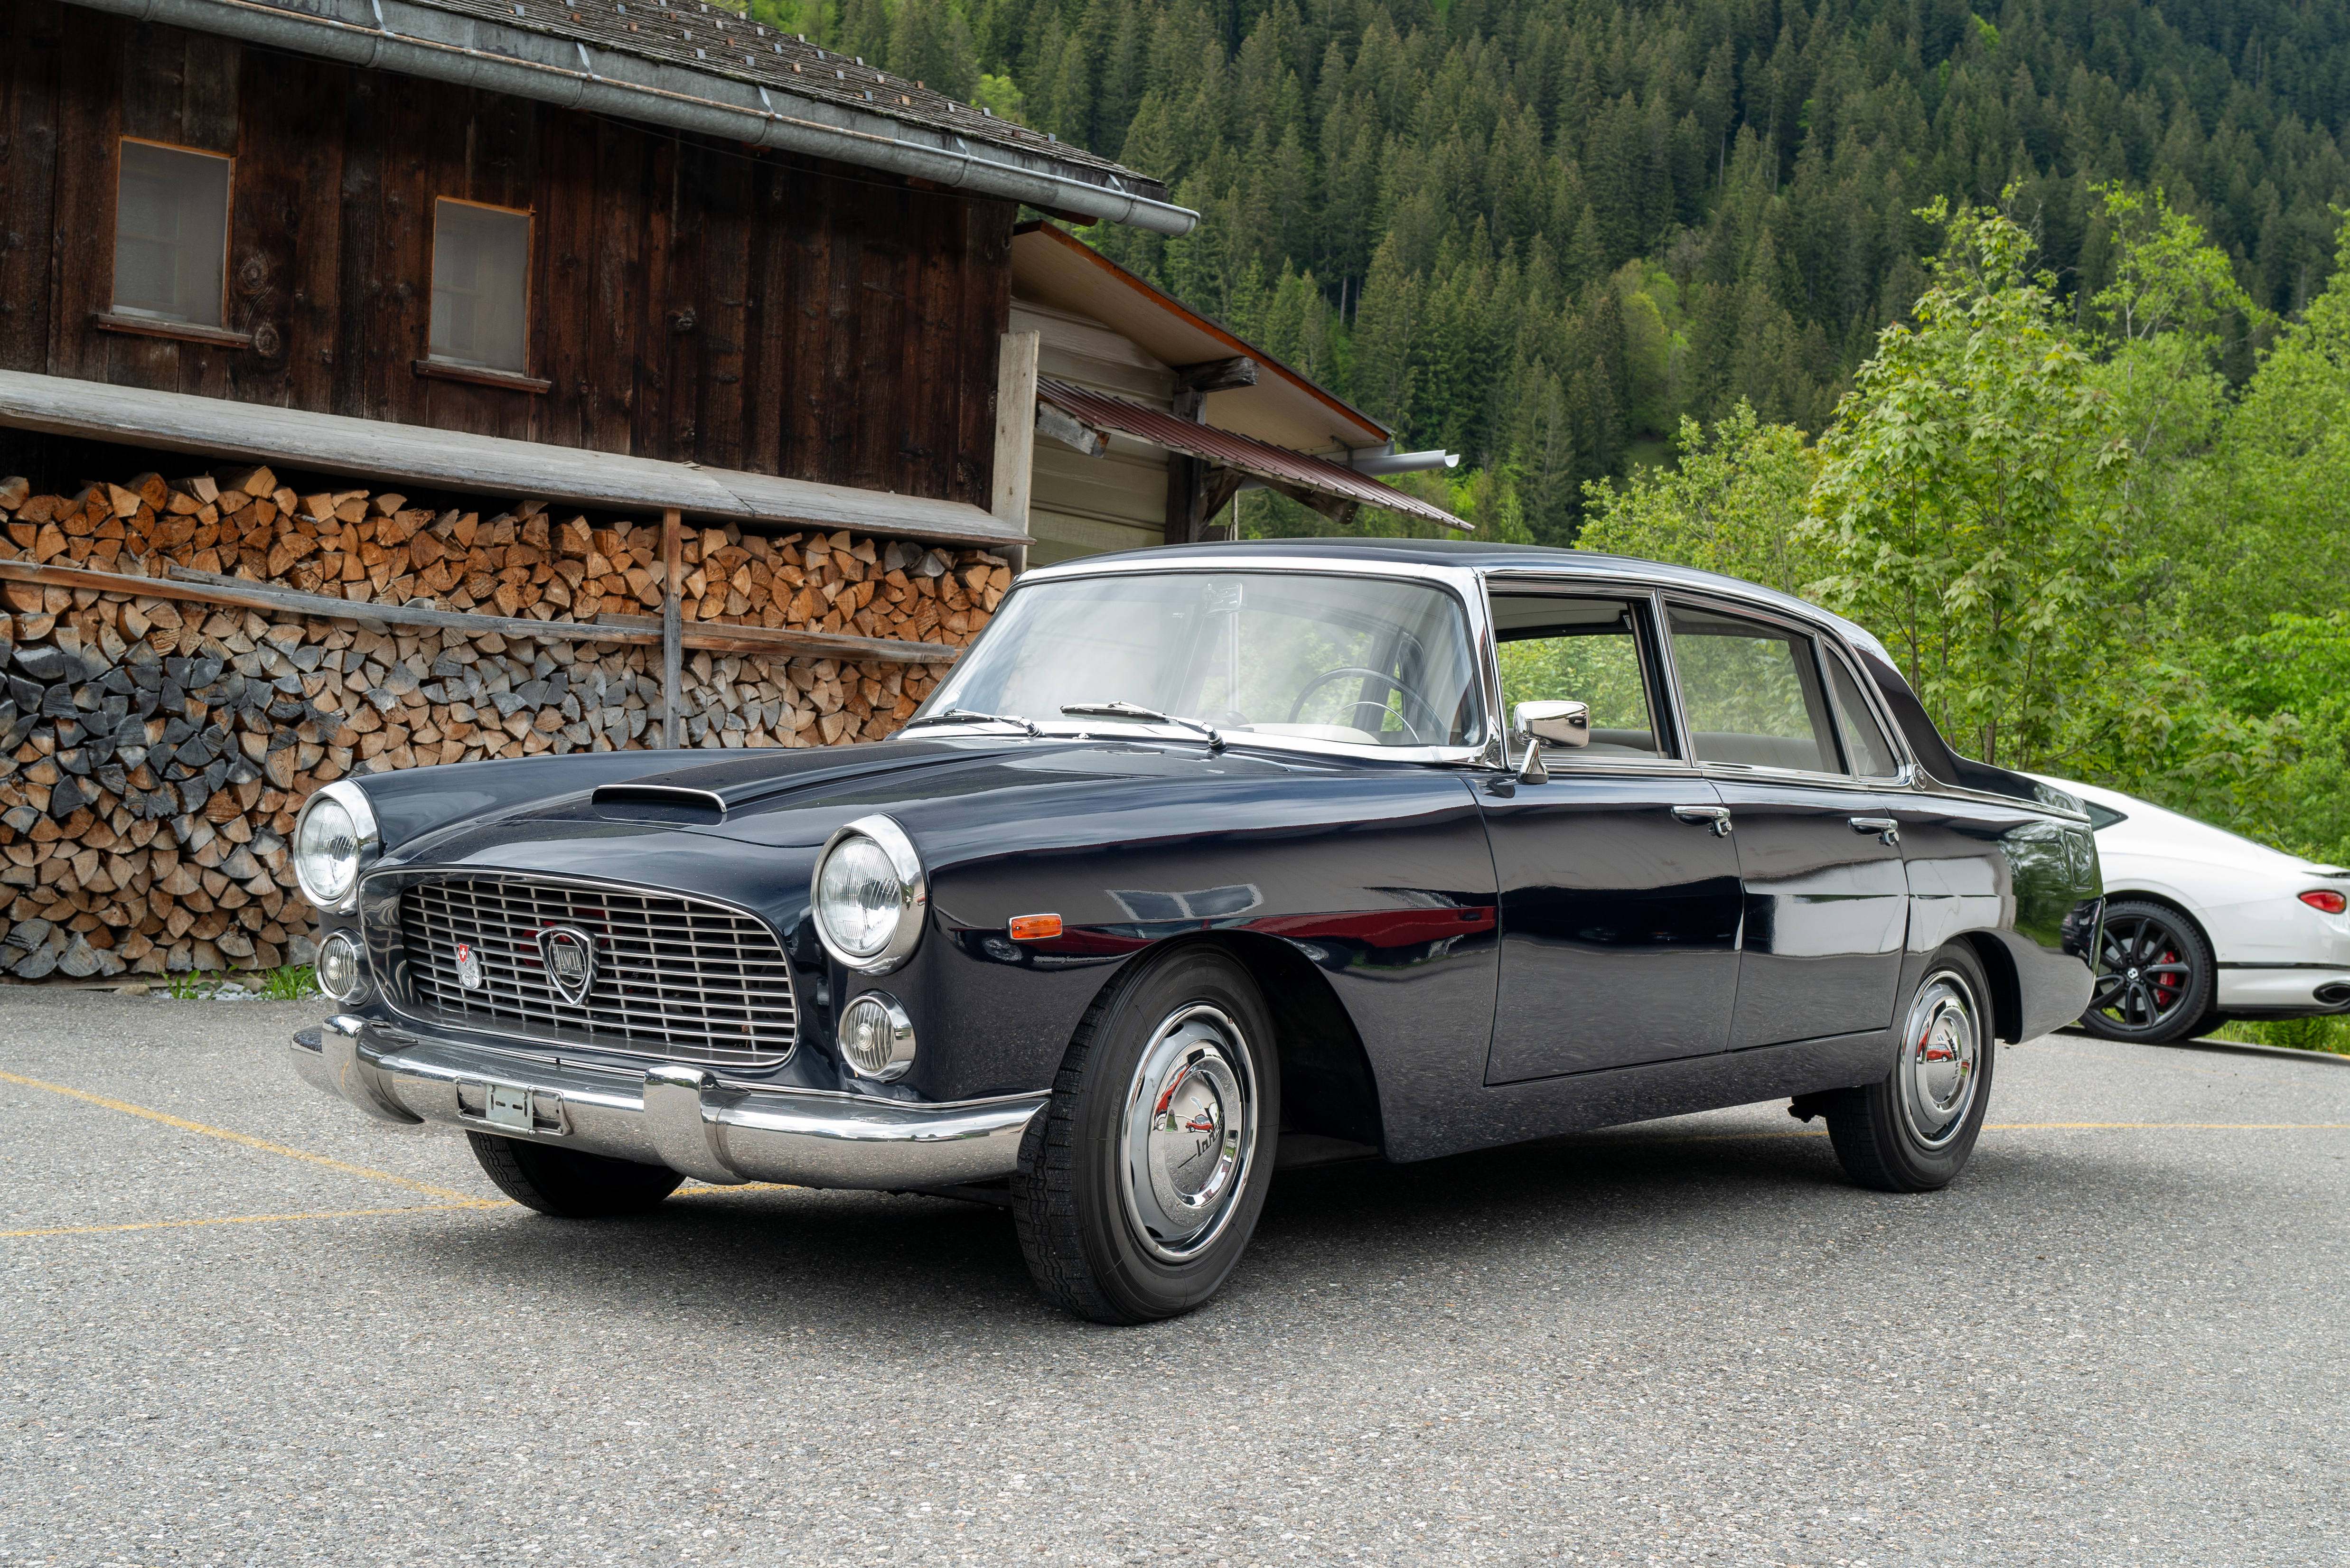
1012 945 1281 1325
1824 944 1997 1193
2079 898 2215 1045
466 1132 685 1217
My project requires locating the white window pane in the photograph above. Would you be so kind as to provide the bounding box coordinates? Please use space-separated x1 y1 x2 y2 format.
113 141 229 327
430 201 530 373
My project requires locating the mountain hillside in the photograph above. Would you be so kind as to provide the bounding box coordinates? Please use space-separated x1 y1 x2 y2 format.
743 0 2350 539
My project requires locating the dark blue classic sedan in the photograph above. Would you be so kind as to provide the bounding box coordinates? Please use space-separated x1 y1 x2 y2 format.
290 541 2101 1322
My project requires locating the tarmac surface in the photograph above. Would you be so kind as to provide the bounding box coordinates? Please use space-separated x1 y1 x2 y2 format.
3 987 2346 1567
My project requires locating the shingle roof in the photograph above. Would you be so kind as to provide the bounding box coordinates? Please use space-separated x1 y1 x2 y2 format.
408 0 1159 194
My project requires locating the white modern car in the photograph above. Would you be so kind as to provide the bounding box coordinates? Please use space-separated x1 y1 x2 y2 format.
2033 775 2350 1043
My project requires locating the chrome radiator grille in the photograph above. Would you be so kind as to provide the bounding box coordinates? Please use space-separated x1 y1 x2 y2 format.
400 877 797 1068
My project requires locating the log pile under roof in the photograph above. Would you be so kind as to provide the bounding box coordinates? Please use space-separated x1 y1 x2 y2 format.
0 466 1007 981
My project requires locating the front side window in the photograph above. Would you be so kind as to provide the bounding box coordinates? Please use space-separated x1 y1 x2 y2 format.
926 571 1487 749
1492 594 1666 758
113 140 231 327
1667 605 1839 773
430 199 531 372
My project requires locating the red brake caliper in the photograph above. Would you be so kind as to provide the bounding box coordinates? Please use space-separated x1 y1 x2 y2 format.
2153 945 2181 1011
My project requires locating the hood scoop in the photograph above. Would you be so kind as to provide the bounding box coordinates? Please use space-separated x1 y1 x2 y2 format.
591 783 728 823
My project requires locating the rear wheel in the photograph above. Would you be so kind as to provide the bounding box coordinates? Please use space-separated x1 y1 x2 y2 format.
467 1132 684 1217
2079 899 2214 1044
1823 944 1996 1193
1012 946 1280 1324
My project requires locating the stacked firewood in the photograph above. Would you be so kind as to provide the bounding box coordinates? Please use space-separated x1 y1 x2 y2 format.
2 467 1009 639
0 466 1009 979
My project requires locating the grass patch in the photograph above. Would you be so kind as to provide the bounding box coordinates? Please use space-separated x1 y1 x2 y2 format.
2209 1017 2350 1055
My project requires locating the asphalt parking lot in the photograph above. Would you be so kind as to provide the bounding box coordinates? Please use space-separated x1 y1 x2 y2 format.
3 990 2346 1568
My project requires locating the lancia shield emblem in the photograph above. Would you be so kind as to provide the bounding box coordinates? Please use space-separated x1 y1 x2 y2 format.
538 926 598 1006
455 942 483 990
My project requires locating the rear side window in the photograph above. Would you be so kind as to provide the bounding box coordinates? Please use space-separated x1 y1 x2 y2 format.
1667 605 1838 773
1491 594 1664 758
2083 802 2127 831
1825 654 1902 777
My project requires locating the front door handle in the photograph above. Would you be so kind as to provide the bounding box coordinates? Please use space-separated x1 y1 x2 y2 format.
1850 816 1900 845
1673 804 1732 836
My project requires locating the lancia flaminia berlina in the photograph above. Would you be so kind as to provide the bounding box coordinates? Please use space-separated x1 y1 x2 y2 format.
289 540 2101 1322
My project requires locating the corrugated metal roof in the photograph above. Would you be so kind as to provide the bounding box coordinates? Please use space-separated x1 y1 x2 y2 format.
216 0 1160 198
1036 380 1467 532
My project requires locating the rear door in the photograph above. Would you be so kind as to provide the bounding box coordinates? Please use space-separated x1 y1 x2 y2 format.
1662 601 1910 1047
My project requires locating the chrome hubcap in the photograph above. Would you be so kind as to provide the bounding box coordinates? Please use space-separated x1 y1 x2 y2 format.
1900 971 1982 1150
1119 1003 1256 1263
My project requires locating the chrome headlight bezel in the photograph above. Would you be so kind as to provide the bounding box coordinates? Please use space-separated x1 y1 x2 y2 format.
809 814 927 975
315 928 370 1004
837 990 918 1082
291 780 381 914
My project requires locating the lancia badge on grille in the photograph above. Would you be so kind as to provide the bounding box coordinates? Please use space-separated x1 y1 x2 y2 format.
455 942 483 989
538 925 598 1006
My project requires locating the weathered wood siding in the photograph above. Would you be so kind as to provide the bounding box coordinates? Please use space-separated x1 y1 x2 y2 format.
0 2 1013 506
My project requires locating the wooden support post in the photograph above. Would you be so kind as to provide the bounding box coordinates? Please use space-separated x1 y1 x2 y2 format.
661 507 683 749
992 330 1039 576
1164 384 1207 545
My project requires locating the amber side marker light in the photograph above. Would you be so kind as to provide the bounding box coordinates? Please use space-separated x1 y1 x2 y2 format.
2299 890 2348 915
1009 913 1063 941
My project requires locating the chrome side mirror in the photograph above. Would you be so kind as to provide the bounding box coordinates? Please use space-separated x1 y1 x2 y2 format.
1512 699 1591 748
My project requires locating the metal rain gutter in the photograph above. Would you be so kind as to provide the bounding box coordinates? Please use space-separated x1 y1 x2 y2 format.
69 0 1198 236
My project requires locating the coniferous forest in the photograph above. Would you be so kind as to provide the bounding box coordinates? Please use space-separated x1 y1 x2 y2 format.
741 0 2350 542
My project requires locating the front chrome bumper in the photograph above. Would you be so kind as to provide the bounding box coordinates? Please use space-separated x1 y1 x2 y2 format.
290 1017 1044 1190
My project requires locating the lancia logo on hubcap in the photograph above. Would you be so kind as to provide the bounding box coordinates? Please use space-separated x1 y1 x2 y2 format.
538 926 598 1005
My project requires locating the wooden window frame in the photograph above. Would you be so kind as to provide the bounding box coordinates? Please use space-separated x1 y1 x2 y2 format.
418 195 544 393
98 136 251 349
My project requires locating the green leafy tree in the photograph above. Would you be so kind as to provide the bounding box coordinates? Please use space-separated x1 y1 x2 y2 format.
1573 401 1820 597
1808 197 2136 770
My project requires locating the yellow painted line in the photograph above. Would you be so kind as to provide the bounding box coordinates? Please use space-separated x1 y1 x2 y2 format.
0 1067 477 1200
1644 1120 2350 1145
1 1200 509 1240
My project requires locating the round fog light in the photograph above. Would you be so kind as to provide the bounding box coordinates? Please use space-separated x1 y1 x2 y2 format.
317 930 367 1003
838 992 916 1082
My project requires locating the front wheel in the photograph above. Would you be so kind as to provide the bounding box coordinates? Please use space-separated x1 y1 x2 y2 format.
1012 946 1280 1324
467 1132 685 1217
1823 945 1997 1193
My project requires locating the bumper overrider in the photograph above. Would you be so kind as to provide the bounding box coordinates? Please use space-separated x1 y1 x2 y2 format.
290 1017 1045 1190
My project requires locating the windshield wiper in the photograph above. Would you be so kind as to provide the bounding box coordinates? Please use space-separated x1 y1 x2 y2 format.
1058 700 1224 751
902 708 1043 738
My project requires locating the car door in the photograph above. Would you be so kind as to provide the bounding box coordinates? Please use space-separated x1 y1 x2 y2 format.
1662 601 1910 1047
1479 588 1745 1084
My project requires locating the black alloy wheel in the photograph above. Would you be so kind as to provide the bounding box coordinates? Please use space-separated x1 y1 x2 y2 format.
2080 898 2216 1045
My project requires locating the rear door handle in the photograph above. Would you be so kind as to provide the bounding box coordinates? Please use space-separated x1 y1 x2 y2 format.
1674 804 1732 836
1850 816 1900 845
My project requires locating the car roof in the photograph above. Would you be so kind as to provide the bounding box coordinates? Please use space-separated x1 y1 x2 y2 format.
2027 772 2347 875
1039 538 1897 666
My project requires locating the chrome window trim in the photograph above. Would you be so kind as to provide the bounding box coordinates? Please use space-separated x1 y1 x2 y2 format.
365 866 800 1068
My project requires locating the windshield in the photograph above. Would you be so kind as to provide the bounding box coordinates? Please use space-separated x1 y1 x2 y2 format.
920 570 1489 749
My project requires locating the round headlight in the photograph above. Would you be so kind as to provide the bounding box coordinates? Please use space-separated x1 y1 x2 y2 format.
838 992 917 1081
291 782 380 911
810 815 927 974
316 929 367 1003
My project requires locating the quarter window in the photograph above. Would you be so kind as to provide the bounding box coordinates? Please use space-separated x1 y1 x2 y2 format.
1667 605 1838 773
1491 594 1666 757
1825 654 1902 777
112 140 231 327
429 199 532 373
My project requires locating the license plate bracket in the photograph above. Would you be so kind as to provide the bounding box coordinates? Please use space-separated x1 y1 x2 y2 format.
486 1083 534 1130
